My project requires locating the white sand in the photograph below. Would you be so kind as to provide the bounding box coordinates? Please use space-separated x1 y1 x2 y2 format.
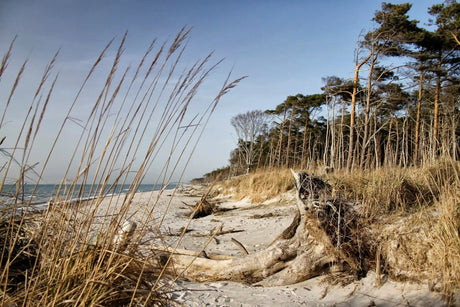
85 186 455 307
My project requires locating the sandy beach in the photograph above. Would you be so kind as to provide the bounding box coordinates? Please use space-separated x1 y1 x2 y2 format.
82 185 455 306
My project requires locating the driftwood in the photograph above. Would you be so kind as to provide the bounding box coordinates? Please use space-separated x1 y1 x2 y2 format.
148 170 370 286
230 237 249 255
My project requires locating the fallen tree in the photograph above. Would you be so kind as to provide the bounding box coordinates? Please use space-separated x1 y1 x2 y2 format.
150 170 372 286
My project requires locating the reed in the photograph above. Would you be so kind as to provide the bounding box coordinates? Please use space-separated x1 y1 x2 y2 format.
0 29 243 306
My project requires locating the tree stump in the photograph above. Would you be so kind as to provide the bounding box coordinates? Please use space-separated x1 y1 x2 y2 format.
154 170 369 286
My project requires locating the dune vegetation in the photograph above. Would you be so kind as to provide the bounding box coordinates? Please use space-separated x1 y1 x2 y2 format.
199 160 459 302
0 29 243 306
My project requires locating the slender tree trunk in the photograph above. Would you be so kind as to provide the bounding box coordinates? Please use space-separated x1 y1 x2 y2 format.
307 131 312 168
403 114 409 167
395 119 400 166
414 70 423 165
373 111 380 168
441 115 449 156
323 98 330 166
256 134 265 169
347 52 371 171
340 101 345 169
433 56 442 159
286 105 295 167
293 129 299 166
301 115 309 169
330 98 336 169
276 110 287 167
385 118 393 166
452 113 458 160
360 56 376 169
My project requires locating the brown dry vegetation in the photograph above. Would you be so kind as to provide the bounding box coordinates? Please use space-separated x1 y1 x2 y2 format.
213 161 460 302
215 168 295 202
0 31 242 306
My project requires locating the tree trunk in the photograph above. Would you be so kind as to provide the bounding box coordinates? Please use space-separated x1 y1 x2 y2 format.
323 98 330 167
452 113 458 160
373 112 381 168
301 117 308 169
414 70 423 165
360 56 376 169
395 119 400 166
160 216 336 286
347 52 371 171
153 171 367 287
276 110 287 167
385 118 393 166
330 98 337 169
286 105 296 167
339 101 345 169
433 57 442 159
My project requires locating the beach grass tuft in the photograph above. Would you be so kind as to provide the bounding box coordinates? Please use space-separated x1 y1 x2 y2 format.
0 30 242 306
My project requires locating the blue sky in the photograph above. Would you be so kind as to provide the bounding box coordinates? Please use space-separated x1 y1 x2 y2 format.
0 0 441 183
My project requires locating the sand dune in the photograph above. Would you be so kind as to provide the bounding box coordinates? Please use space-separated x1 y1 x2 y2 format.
86 186 453 306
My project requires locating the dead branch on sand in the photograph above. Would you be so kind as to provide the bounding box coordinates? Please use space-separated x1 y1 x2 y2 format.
146 170 370 286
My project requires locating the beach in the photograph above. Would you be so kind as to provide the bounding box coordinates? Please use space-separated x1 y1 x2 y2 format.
80 185 453 306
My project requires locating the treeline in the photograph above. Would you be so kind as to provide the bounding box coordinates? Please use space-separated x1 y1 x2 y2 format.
203 1 460 181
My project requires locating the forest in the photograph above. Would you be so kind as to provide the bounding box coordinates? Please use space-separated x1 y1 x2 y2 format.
205 1 460 180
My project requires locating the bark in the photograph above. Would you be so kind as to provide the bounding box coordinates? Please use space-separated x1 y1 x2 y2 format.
276 109 287 166
347 52 372 171
414 70 423 165
285 105 295 167
385 117 393 166
433 57 442 158
330 98 336 169
452 113 458 160
360 54 376 169
339 102 345 169
323 97 330 166
159 217 336 286
301 117 308 168
150 171 368 287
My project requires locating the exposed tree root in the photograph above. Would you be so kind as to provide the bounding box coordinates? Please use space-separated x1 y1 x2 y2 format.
150 171 371 286
154 207 353 286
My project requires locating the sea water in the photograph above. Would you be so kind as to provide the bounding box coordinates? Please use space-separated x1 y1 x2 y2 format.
0 183 177 206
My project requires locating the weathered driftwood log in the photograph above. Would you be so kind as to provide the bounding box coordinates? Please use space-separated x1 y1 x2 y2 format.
158 215 336 286
153 170 368 286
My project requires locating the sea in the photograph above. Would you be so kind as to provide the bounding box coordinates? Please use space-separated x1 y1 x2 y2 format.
0 183 177 207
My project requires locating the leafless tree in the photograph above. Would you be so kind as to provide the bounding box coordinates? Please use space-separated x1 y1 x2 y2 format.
231 110 268 173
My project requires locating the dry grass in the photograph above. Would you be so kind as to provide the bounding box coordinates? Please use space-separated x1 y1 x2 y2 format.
215 161 460 300
376 181 460 302
431 185 460 301
216 168 294 202
334 161 460 299
330 167 435 217
0 30 242 306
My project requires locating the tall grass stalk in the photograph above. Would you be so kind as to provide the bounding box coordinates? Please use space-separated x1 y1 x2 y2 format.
0 29 242 306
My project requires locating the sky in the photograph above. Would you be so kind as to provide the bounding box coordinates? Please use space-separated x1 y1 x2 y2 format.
0 0 442 184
